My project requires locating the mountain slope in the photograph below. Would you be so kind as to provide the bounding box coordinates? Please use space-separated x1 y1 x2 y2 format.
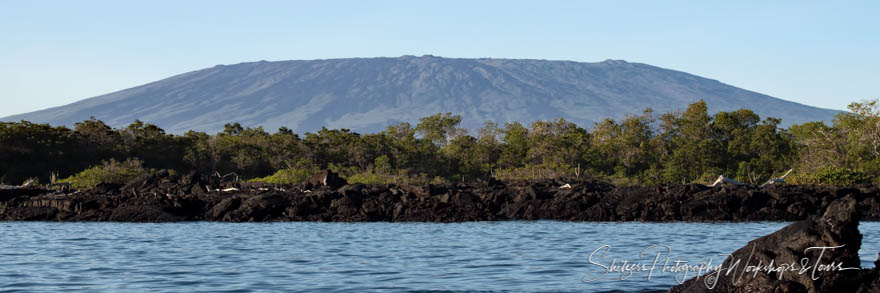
2 56 841 134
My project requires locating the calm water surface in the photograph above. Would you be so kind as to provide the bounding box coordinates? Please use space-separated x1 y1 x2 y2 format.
1 221 878 292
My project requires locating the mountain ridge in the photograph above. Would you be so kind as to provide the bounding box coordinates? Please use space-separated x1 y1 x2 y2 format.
2 55 841 134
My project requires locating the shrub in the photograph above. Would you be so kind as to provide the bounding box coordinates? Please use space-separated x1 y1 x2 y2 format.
60 158 148 189
792 166 873 185
249 168 316 184
345 170 435 185
346 171 393 185
493 163 581 181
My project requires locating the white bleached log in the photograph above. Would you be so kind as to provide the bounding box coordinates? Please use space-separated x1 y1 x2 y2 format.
760 169 793 188
708 175 745 187
21 179 35 188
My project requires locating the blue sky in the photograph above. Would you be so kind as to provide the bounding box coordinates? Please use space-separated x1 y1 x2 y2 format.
1 0 877 117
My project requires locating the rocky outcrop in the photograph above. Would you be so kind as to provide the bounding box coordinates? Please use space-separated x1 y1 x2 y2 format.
669 196 879 293
306 169 347 189
0 172 879 222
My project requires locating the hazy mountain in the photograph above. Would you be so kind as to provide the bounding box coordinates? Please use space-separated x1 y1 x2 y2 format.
2 55 841 134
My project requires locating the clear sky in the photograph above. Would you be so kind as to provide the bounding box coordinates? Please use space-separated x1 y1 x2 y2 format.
1 0 877 118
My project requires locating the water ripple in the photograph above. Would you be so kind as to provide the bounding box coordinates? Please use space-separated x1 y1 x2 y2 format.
0 221 877 292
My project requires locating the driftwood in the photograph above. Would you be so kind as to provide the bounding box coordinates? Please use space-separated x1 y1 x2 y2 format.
707 175 745 187
708 169 794 188
204 172 240 193
760 169 793 187
212 172 239 183
20 178 35 188
47 182 71 191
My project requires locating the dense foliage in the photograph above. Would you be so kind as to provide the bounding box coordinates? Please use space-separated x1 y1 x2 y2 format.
59 158 150 190
2 100 878 186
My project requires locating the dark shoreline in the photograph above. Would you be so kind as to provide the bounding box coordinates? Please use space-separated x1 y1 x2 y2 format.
2 172 879 223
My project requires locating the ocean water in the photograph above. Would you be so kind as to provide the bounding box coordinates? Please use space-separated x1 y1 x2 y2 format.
1 221 877 293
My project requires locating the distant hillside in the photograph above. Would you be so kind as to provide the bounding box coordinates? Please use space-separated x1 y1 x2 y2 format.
2 55 841 133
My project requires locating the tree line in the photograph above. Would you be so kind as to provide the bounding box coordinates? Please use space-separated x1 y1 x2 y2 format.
2 100 878 187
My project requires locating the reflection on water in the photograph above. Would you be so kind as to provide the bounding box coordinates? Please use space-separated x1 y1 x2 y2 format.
0 221 877 292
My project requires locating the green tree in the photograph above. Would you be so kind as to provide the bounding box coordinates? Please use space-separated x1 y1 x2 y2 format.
498 122 529 169
415 112 463 146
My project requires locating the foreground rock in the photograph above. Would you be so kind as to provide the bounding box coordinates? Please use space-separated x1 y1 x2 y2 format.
0 172 879 222
669 196 879 292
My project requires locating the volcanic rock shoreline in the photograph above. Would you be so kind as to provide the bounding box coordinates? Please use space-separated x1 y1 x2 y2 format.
1 171 879 222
